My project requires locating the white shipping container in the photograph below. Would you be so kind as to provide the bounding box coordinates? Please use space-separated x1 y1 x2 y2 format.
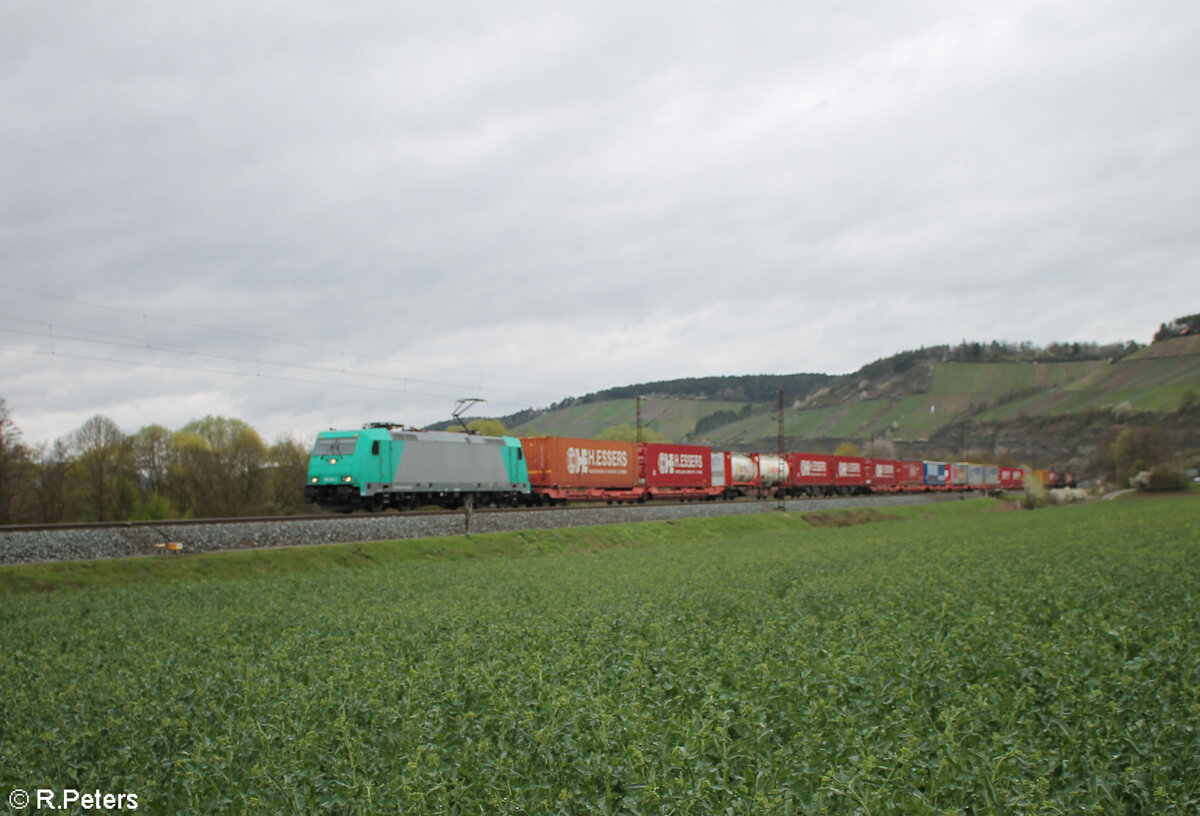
758 455 790 486
728 453 757 483
710 452 727 487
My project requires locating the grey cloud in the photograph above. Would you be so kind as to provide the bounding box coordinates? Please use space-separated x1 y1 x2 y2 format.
2 2 1198 444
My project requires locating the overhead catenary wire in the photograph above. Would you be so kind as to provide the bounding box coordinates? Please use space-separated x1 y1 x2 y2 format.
0 344 537 411
0 322 560 402
0 282 580 393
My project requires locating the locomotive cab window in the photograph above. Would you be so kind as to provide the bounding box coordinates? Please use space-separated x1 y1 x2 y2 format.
371 440 380 455
312 437 359 456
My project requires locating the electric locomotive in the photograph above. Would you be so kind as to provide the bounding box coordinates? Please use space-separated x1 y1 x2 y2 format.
304 422 530 512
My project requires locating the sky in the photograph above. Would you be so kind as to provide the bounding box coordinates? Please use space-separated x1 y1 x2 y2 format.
2 1 1199 447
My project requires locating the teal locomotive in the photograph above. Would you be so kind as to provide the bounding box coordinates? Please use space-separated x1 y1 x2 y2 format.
304 423 530 512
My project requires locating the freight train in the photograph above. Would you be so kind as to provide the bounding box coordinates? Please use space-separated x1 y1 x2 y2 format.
304 424 1027 513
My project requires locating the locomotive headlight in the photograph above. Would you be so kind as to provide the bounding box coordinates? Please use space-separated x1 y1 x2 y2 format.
329 458 337 464
310 477 318 484
342 476 353 483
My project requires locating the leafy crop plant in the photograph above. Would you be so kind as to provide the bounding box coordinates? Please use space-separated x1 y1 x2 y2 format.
2 499 1198 813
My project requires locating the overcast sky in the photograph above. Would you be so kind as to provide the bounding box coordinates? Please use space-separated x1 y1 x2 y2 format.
2 1 1198 446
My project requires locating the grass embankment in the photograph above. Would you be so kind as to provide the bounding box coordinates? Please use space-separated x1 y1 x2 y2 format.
0 499 991 596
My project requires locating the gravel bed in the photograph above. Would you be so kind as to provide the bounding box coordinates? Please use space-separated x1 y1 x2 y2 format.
0 493 969 565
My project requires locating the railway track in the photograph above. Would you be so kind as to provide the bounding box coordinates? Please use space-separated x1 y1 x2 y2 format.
0 492 972 566
0 497 736 534
0 495 810 535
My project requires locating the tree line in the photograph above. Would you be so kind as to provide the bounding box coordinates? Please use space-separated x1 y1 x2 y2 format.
943 339 1143 363
1154 313 1200 343
0 399 311 524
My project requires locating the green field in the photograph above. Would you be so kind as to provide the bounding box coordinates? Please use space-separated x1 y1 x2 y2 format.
3 498 1198 814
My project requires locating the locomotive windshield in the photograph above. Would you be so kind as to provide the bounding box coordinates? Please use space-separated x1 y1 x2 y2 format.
312 436 359 456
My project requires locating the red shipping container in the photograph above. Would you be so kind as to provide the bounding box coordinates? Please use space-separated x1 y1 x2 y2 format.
520 437 638 489
641 443 712 489
1000 467 1025 490
899 460 925 490
834 455 868 488
789 452 834 489
868 458 901 491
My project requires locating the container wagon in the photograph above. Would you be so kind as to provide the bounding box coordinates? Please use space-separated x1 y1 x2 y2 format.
867 458 901 493
983 464 1001 491
716 451 759 499
833 455 869 495
966 463 985 490
641 443 722 500
787 452 835 496
924 461 950 490
999 466 1024 490
899 460 926 492
521 436 639 504
756 454 791 498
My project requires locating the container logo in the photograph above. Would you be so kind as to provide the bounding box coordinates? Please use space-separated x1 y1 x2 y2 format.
838 461 861 477
566 446 629 474
799 459 827 477
657 452 705 474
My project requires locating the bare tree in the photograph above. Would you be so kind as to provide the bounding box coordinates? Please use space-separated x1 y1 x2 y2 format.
0 399 33 523
36 438 76 523
229 425 268 514
268 435 312 514
72 415 131 521
132 424 172 497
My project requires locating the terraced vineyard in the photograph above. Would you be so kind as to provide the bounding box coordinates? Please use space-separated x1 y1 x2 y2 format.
511 398 747 441
548 336 1200 450
2 498 1197 813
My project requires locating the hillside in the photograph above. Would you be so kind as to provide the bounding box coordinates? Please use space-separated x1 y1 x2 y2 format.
722 336 1200 462
508 397 748 441
496 373 833 440
460 330 1200 474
